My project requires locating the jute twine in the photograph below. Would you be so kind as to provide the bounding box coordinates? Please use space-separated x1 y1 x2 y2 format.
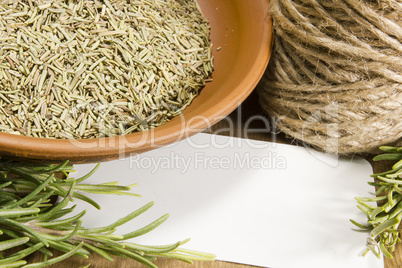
258 0 402 154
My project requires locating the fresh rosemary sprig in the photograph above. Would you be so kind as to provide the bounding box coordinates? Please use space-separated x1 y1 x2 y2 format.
351 146 402 259
0 159 215 267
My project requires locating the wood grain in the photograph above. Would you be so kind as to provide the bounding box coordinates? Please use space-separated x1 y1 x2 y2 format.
31 250 260 268
28 91 399 267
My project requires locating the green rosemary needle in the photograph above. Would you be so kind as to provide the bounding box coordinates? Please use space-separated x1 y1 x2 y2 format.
0 159 215 267
352 146 402 259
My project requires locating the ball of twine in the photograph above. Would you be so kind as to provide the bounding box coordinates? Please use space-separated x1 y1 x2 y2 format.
258 0 402 154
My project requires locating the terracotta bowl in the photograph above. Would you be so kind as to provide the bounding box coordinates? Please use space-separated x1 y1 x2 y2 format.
0 0 273 163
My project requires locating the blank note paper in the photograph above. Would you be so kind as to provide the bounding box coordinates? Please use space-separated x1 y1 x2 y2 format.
73 133 383 268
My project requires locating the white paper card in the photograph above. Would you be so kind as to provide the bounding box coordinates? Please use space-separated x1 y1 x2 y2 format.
73 133 383 268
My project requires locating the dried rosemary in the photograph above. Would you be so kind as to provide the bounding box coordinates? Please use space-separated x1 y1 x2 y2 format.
0 0 213 138
0 159 215 267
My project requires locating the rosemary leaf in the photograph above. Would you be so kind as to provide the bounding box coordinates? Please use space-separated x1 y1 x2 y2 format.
122 214 170 240
0 242 44 265
0 237 29 251
0 208 40 218
80 201 155 235
0 159 215 267
353 145 402 259
23 242 85 268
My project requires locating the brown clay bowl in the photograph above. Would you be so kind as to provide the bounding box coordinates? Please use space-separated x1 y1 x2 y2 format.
0 0 273 163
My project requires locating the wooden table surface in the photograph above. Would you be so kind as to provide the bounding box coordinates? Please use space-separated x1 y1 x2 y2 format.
28 89 401 267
